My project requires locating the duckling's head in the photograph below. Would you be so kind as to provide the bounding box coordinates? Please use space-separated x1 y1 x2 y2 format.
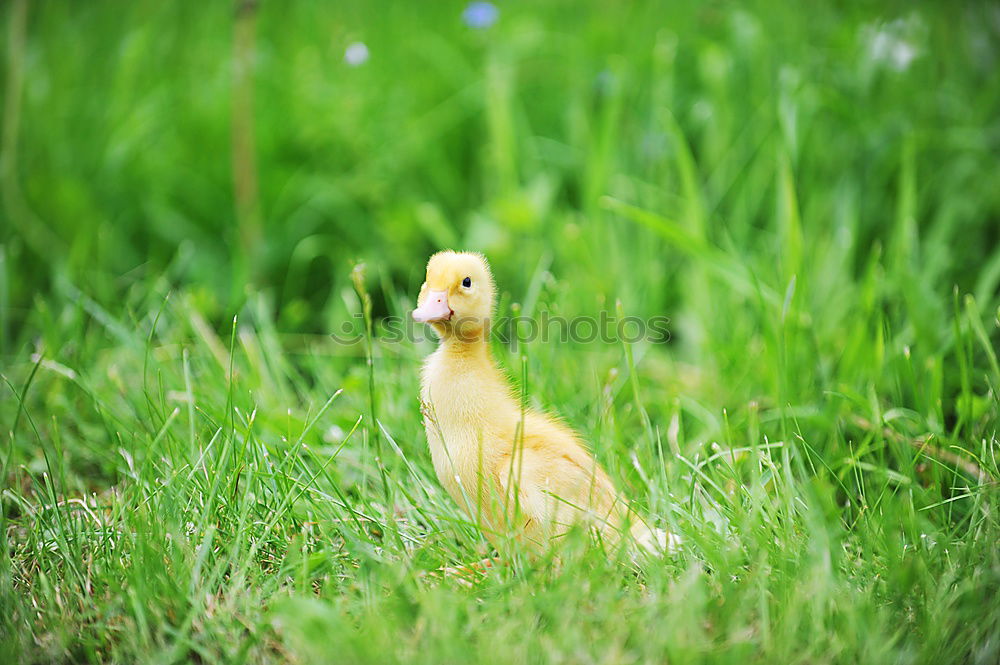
412 250 495 340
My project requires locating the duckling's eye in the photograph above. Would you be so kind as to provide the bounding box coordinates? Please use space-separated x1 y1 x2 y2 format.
462 277 472 288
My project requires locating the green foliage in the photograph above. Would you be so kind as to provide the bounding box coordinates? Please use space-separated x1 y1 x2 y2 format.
2 1 999 663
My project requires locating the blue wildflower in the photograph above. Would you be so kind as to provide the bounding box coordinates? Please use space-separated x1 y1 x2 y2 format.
463 1 498 29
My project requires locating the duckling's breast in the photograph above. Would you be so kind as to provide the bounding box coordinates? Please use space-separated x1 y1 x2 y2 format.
419 348 518 507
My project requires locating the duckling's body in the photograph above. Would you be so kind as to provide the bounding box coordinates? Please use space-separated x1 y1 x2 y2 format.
421 340 621 545
413 250 672 552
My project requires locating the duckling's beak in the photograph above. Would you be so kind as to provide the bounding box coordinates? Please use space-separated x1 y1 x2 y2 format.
412 290 453 323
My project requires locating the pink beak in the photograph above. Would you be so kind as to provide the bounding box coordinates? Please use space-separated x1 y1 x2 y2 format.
412 289 452 323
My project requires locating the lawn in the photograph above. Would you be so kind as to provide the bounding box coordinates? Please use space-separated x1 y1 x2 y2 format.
2 1 999 663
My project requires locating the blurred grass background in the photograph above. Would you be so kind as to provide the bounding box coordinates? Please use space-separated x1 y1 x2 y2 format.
2 1 999 663
6 1 997 336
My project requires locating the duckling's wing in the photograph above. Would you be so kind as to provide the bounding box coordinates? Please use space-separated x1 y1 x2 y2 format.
494 429 622 545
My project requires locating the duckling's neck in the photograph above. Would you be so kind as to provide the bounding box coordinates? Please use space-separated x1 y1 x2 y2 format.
435 336 499 382
424 335 515 420
439 334 491 361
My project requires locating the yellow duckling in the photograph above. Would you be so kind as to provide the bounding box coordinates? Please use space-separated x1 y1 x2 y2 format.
412 250 678 555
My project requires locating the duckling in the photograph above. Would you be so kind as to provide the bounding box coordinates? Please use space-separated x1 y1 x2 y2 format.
412 250 678 555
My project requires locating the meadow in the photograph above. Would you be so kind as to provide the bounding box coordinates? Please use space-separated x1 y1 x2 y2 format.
2 1 999 663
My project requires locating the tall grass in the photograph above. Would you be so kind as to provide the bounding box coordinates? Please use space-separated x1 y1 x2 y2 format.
2 1 999 663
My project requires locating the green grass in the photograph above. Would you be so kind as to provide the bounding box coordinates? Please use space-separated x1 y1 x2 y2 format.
2 1 1000 663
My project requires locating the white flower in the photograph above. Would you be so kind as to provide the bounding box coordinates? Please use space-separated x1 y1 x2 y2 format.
862 15 925 72
344 42 369 67
323 424 346 444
